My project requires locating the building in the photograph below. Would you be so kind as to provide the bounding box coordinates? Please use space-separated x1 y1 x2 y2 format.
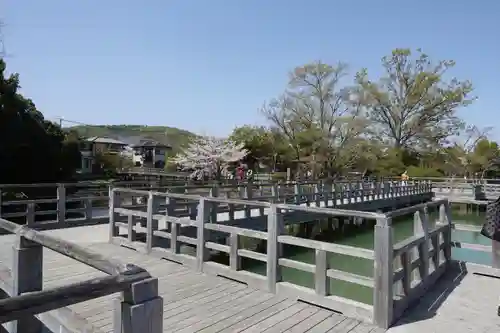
130 139 172 168
80 136 128 173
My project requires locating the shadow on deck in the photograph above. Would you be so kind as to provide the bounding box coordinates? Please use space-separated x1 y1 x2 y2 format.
389 261 500 333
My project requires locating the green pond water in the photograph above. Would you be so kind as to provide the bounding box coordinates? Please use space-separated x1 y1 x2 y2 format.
242 204 489 306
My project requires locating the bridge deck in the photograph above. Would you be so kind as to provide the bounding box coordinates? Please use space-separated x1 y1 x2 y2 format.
387 262 500 333
1 226 499 332
0 231 382 333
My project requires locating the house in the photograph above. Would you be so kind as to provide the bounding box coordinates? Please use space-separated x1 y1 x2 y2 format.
130 139 172 168
80 136 128 173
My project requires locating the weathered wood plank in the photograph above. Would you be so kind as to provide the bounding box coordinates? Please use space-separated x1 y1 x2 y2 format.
262 306 320 332
198 298 295 333
304 313 346 332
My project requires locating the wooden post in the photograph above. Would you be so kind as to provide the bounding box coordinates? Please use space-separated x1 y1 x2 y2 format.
85 198 93 223
146 192 155 253
266 205 282 293
315 249 330 296
373 216 394 329
115 278 163 333
10 234 43 333
196 198 209 272
166 197 180 254
229 233 241 270
243 185 251 218
109 187 120 243
57 184 66 224
414 210 429 280
26 203 35 226
270 185 278 204
209 186 218 223
314 182 321 207
294 183 301 205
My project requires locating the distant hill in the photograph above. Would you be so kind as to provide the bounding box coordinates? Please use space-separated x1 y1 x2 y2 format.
69 125 196 155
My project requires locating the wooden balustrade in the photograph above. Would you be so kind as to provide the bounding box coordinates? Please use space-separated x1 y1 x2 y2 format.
0 217 163 333
0 181 432 230
108 188 453 329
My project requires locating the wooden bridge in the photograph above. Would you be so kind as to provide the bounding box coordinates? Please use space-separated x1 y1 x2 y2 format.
0 181 432 232
0 182 499 332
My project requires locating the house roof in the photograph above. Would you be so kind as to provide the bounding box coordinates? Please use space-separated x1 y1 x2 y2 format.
86 136 128 145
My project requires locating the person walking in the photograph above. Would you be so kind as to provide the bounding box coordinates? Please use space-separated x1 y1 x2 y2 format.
401 171 409 186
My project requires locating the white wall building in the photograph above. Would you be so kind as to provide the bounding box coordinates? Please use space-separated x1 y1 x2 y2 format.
130 140 172 168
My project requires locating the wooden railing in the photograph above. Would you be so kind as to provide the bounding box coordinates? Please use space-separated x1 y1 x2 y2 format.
0 181 432 229
0 183 110 230
383 201 452 326
432 180 500 200
0 217 163 333
108 188 452 329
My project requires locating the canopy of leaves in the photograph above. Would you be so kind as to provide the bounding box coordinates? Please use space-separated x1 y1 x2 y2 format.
356 48 475 149
0 59 82 184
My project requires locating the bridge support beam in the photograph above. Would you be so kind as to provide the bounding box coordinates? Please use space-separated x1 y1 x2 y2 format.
114 278 163 333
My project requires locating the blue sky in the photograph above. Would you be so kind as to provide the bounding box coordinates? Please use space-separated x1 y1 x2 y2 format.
3 1 499 137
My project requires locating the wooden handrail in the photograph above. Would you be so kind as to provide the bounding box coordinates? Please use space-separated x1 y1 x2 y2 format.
0 217 163 332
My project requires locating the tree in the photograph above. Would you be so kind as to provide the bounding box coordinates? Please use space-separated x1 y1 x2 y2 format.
356 48 475 149
0 59 81 184
171 136 248 181
442 125 491 177
93 152 133 177
229 125 294 171
262 61 366 177
470 139 500 178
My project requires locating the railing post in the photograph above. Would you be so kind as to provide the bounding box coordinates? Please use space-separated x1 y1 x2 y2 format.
26 203 35 226
294 183 301 204
229 232 241 270
109 187 120 242
57 184 66 223
115 278 163 333
373 216 394 329
146 192 155 253
414 209 430 280
10 233 43 333
196 198 209 272
166 197 180 253
266 204 282 293
315 249 330 296
85 198 93 222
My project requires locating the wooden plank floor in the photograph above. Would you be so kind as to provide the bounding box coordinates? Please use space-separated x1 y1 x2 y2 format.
2 226 499 333
0 235 382 333
388 262 500 333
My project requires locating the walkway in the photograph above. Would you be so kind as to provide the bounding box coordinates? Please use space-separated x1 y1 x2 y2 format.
2 225 500 332
0 229 383 333
388 262 500 333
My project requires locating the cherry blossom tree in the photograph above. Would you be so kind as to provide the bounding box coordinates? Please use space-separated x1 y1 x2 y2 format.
171 136 248 181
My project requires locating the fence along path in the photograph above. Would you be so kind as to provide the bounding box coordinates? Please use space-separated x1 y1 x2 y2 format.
109 188 459 329
0 218 163 333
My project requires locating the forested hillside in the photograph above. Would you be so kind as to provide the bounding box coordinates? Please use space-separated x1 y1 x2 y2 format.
70 125 196 155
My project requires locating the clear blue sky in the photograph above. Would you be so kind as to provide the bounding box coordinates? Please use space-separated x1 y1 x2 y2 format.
3 0 500 137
